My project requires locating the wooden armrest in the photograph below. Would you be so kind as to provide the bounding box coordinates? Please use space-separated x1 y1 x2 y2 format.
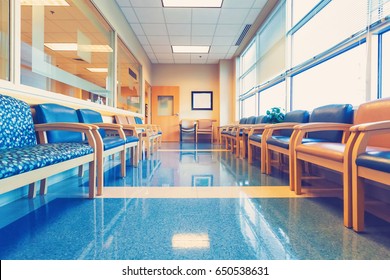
294 122 352 132
266 122 301 130
351 120 390 132
34 123 94 133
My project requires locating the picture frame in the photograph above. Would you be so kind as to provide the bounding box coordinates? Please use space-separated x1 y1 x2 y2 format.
192 175 213 187
191 91 213 110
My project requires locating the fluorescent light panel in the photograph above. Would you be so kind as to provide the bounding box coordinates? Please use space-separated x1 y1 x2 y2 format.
44 43 112 52
86 68 108 73
172 45 210 53
162 0 223 8
21 0 70 6
172 234 210 249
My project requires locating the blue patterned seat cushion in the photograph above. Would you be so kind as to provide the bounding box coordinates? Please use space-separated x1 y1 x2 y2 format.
0 94 37 149
0 143 93 179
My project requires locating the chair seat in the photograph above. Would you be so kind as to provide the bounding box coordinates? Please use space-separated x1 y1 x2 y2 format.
267 136 329 150
103 137 125 150
249 134 262 143
356 150 390 173
0 143 93 180
197 129 212 133
296 142 346 162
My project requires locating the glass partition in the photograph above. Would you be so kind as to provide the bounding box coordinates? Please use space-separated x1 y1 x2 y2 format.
0 0 10 81
20 0 114 106
117 38 141 113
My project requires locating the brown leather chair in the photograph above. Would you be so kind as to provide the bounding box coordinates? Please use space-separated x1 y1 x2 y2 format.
196 119 214 143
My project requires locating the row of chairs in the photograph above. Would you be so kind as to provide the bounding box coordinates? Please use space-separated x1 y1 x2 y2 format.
115 115 162 158
220 99 390 232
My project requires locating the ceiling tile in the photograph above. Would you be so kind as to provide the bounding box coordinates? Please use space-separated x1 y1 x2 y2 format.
222 0 255 8
212 36 235 45
207 59 220 64
158 58 175 63
191 36 213 45
164 8 191 23
142 24 168 36
173 53 191 60
147 35 170 45
130 23 145 35
130 0 162 7
218 9 250 24
245 9 261 23
214 24 242 36
136 35 149 45
155 53 174 59
253 0 268 9
115 0 131 7
209 45 230 54
121 7 138 23
169 36 191 45
143 45 154 53
134 8 165 23
192 8 221 24
152 45 172 53
192 24 216 36
167 24 191 36
208 53 228 60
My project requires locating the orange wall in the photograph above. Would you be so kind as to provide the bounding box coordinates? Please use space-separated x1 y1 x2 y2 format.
152 64 220 125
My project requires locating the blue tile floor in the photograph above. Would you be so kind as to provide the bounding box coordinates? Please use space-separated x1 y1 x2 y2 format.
0 143 390 260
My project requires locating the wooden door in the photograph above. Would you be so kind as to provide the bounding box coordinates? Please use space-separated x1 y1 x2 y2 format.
151 86 180 142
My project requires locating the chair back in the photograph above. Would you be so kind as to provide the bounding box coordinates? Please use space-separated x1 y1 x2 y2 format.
127 116 136 124
181 119 196 129
35 103 83 143
0 94 37 149
115 115 129 125
308 104 353 142
197 119 213 130
255 115 269 124
279 110 310 137
354 97 390 148
134 116 143 124
239 118 248 124
246 116 257 124
77 109 106 138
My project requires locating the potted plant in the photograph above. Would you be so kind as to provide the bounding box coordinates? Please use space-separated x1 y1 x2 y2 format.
266 107 285 123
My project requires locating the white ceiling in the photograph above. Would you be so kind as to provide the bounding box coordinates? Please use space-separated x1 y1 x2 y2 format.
115 0 268 64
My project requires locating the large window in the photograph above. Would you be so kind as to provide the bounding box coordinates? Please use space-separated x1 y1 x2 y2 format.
381 30 390 98
117 39 141 113
259 81 286 115
292 0 368 67
242 95 257 118
292 0 322 26
258 1 286 84
0 0 9 81
21 0 115 106
292 43 367 111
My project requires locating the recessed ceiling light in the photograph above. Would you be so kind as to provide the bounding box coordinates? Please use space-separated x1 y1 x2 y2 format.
172 234 210 249
21 0 70 6
172 46 210 54
86 68 108 73
162 0 223 8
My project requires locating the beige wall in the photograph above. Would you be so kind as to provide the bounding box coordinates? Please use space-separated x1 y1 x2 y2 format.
152 64 220 124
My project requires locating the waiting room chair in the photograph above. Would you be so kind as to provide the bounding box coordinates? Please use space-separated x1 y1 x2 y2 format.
349 98 390 231
220 117 247 148
77 109 140 192
180 119 197 142
265 104 354 195
196 119 214 143
248 111 309 173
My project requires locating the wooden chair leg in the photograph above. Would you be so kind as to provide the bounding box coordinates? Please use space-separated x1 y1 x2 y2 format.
352 173 365 232
121 150 126 178
88 160 96 198
28 182 37 198
39 179 47 196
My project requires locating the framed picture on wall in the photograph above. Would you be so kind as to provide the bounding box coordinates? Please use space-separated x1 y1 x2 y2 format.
191 91 213 110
